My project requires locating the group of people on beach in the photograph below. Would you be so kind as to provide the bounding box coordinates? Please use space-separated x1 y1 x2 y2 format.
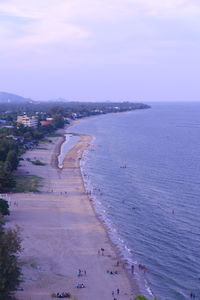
98 247 105 256
77 269 86 277
138 264 147 273
76 283 86 289
55 292 71 298
190 292 196 298
76 269 86 289
107 270 118 275
112 288 120 298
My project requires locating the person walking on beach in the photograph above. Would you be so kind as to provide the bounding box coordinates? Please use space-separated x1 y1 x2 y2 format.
112 291 114 296
131 264 134 274
101 248 105 255
117 288 120 295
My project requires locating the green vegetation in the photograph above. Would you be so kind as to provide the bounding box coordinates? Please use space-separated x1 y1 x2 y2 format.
0 138 19 192
0 100 150 193
30 160 46 166
13 175 42 192
52 113 65 128
0 198 10 216
0 99 150 120
0 163 16 193
0 215 22 299
46 133 63 137
39 138 52 144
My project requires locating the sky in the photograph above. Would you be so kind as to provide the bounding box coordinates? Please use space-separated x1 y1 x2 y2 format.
0 0 200 102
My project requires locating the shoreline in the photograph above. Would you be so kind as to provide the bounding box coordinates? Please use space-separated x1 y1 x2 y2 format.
63 118 153 299
59 132 141 297
58 125 142 296
8 125 137 299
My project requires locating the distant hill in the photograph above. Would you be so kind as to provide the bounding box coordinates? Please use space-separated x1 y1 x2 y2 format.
0 92 33 103
47 97 69 102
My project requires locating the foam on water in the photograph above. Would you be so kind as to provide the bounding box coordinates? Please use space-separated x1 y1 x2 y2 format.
70 103 200 299
80 146 154 298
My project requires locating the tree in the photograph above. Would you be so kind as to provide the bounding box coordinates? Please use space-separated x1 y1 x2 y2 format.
0 198 10 216
6 150 19 171
52 114 64 128
49 105 64 115
0 163 16 192
0 224 22 299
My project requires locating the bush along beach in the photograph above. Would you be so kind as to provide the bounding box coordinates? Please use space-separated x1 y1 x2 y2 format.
0 208 22 299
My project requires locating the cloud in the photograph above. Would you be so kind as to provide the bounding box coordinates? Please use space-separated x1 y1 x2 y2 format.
0 0 91 49
0 0 200 64
0 0 200 42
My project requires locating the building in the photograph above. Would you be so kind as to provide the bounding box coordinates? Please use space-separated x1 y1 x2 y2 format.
40 118 53 126
17 115 38 128
40 120 51 126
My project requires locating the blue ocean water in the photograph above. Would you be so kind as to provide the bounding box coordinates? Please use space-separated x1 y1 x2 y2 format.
69 103 200 299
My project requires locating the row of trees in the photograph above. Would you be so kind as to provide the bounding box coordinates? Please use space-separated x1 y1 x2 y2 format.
0 138 19 171
0 101 150 123
0 199 22 299
0 139 19 192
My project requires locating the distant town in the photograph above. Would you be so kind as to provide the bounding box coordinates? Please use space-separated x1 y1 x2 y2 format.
0 92 150 192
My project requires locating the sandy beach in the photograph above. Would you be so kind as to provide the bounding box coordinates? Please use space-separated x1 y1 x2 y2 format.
7 130 139 300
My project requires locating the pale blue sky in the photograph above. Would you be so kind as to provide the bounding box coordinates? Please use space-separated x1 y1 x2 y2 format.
0 0 200 101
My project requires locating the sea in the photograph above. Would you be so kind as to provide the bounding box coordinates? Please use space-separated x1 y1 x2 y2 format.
61 102 200 300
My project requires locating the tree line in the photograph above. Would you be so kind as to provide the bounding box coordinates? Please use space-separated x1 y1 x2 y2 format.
0 199 22 299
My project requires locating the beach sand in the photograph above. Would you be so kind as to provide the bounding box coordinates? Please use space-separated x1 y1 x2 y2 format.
7 131 139 300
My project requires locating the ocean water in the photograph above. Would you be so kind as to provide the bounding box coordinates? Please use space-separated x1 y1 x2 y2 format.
67 103 200 299
58 134 79 168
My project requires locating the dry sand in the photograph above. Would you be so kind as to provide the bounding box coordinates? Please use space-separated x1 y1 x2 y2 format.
7 131 139 300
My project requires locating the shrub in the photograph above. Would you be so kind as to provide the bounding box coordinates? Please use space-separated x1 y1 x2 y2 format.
0 198 10 216
0 224 22 299
31 160 46 166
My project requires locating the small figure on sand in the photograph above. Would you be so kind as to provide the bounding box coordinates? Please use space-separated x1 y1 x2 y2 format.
131 264 134 274
55 292 71 298
76 283 85 288
138 264 147 273
101 248 105 255
190 292 196 299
